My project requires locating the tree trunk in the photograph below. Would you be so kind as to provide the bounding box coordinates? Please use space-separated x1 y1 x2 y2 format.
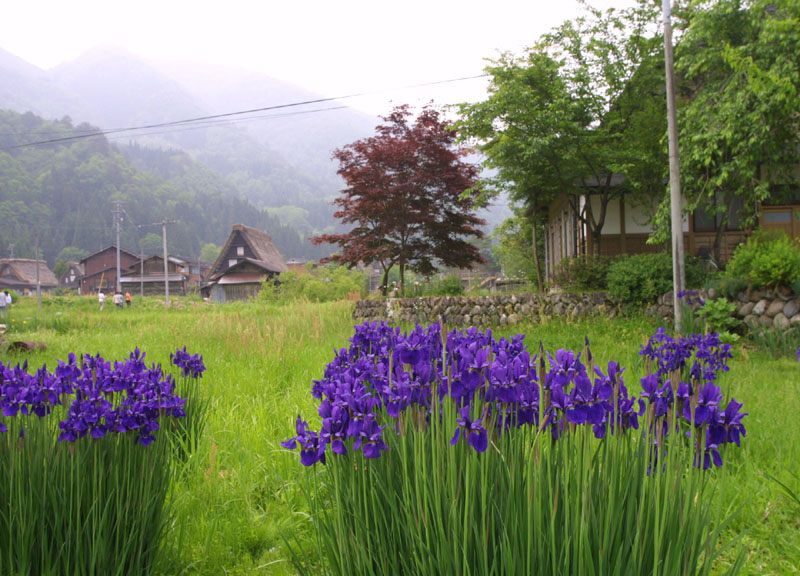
591 228 602 257
381 267 390 297
399 260 405 297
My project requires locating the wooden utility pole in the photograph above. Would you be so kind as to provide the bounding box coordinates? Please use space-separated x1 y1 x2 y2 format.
663 0 686 331
34 231 41 310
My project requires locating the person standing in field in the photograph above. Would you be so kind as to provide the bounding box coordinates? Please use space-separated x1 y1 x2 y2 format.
0 290 7 320
98 290 106 311
125 292 132 308
3 291 10 308
113 291 124 309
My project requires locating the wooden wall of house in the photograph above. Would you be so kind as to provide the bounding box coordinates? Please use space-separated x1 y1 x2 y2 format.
222 283 262 302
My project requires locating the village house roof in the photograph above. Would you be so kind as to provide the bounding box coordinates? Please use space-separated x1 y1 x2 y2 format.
79 245 139 264
0 259 58 287
209 224 288 280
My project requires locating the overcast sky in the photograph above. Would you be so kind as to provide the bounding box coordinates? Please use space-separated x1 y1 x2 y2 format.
1 0 638 115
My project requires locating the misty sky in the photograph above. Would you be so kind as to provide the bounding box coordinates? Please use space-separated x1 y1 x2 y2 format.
2 0 638 115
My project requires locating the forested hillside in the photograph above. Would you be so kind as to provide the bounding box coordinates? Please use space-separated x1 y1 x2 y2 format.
0 110 332 264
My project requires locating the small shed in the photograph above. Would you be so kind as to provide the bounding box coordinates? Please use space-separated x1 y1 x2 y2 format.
201 224 288 302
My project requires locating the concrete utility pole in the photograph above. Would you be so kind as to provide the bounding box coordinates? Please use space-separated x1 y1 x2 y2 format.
663 0 686 332
113 201 123 294
161 219 177 306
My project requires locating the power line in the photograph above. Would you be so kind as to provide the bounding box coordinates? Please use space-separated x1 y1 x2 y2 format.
0 74 487 150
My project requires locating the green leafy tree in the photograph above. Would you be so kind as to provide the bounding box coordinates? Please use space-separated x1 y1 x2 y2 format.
491 205 539 283
457 2 666 259
673 0 800 262
140 233 163 255
199 243 221 262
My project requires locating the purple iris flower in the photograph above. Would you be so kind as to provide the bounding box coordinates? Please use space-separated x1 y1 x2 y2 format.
451 405 488 453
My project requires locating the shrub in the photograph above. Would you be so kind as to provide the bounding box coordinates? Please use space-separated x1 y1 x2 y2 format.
434 274 466 296
556 255 613 291
606 253 703 306
261 265 366 303
695 297 742 344
723 230 800 289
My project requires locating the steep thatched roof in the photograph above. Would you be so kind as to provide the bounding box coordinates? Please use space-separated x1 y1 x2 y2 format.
210 224 288 278
0 259 58 287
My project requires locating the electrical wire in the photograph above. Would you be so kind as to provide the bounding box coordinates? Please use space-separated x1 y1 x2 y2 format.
0 74 487 150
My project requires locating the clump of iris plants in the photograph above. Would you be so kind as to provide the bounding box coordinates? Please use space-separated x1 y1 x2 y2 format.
0 347 206 576
283 322 745 470
283 323 747 576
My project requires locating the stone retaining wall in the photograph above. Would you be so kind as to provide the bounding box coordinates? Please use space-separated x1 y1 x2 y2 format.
650 287 800 331
353 292 619 326
734 288 800 330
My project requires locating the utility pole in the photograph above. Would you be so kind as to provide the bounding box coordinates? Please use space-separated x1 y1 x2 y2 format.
663 0 686 332
34 231 41 310
113 201 123 294
161 219 177 306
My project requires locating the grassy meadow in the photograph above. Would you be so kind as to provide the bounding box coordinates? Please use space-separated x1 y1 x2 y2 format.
0 294 798 575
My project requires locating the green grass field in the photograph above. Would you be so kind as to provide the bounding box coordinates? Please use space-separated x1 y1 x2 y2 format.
1 294 798 575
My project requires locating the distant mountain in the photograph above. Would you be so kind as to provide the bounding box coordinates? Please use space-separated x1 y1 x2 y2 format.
0 47 84 120
154 60 379 183
0 45 511 235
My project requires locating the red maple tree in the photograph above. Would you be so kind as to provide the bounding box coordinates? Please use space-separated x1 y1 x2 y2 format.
313 105 485 296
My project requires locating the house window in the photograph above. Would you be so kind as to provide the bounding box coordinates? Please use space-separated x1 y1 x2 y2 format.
693 194 744 232
228 259 238 267
763 210 792 224
236 246 244 256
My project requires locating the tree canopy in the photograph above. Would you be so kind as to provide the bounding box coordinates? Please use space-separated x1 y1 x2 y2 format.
313 105 485 295
671 0 800 261
0 110 331 265
456 2 666 255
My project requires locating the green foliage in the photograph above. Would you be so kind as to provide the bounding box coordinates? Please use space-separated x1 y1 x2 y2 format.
199 242 222 263
723 230 800 289
695 298 742 344
710 275 750 300
607 253 703 306
434 274 466 296
456 3 666 242
675 0 800 244
0 110 332 264
491 207 539 282
750 326 800 358
261 265 366 304
0 405 175 576
556 255 614 292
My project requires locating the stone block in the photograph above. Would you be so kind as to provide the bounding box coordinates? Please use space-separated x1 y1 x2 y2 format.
752 299 768 315
737 302 755 317
783 300 800 319
766 299 785 318
773 313 790 331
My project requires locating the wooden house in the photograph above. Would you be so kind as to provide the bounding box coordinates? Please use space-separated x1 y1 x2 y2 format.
0 259 58 293
120 255 188 296
58 261 84 292
169 256 213 289
201 224 288 302
79 246 139 294
545 182 800 281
